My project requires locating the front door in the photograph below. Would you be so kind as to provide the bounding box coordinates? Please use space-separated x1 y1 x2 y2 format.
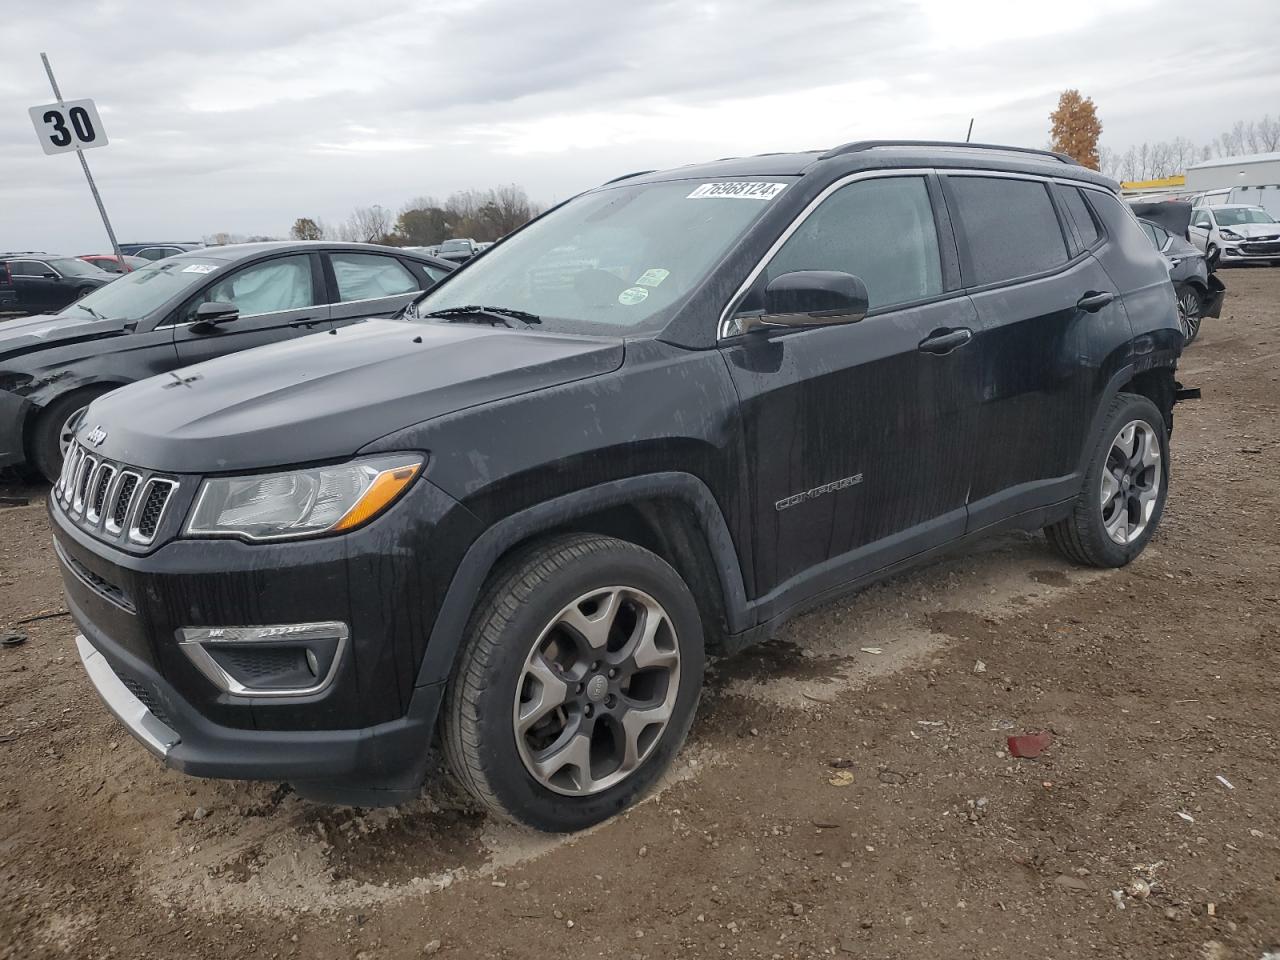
9 259 61 313
719 173 979 616
172 253 331 366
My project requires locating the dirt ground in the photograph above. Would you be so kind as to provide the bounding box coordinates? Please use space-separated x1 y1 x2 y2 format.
2 270 1278 960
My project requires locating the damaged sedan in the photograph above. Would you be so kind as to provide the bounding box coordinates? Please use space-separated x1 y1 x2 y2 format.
1131 200 1226 344
0 242 453 481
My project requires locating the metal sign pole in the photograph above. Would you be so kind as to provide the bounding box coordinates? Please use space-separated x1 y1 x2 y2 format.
39 53 123 261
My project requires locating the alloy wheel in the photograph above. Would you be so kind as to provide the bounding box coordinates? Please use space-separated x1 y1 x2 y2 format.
1100 420 1161 545
1176 289 1202 342
512 586 681 796
58 406 87 456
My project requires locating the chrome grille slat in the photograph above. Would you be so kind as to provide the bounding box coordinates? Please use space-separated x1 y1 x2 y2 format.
106 471 141 535
128 478 178 545
71 455 97 515
86 464 116 523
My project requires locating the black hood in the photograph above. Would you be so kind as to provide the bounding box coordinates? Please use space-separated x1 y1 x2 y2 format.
80 319 624 473
0 311 132 361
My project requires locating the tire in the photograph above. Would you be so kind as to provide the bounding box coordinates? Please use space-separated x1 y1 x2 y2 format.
31 389 108 483
1174 283 1204 344
1046 393 1169 569
442 534 704 832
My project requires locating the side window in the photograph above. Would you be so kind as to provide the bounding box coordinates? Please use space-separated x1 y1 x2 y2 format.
330 253 419 301
8 261 42 276
762 176 943 311
1192 211 1213 229
1059 187 1101 248
1151 225 1170 250
1139 222 1161 250
185 255 315 320
948 176 1069 286
422 264 449 284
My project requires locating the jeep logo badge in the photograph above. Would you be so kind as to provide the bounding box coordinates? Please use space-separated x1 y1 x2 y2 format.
85 425 108 447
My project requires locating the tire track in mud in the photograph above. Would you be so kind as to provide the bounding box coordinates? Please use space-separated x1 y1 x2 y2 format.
138 530 1117 918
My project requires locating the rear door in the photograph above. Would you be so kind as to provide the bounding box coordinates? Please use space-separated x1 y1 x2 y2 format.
323 251 429 329
8 259 61 313
172 252 331 366
720 172 980 609
942 173 1130 529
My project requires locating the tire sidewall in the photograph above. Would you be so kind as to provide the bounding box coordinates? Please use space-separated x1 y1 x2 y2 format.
32 391 102 483
462 545 704 832
1082 395 1170 566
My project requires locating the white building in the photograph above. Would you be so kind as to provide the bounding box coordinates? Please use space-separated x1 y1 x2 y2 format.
1185 152 1280 215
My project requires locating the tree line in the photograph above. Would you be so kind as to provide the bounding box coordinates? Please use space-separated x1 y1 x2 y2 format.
1050 91 1280 182
288 185 544 247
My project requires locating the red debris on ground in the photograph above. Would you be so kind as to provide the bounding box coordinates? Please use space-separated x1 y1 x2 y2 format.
1007 732 1053 758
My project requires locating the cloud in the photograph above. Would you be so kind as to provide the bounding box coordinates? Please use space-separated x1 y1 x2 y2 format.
1 0 1277 251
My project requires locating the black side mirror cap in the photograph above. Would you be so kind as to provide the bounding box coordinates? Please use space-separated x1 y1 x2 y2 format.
739 271 869 333
194 301 239 326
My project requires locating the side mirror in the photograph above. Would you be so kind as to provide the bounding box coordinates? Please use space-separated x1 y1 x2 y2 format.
41 271 59 279
194 301 239 326
739 271 869 333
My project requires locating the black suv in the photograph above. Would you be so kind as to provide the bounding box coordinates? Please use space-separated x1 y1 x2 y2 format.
54 142 1186 832
1 242 453 481
0 252 111 314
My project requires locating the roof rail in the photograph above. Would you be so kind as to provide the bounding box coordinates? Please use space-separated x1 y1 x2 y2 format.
819 140 1078 165
601 170 656 186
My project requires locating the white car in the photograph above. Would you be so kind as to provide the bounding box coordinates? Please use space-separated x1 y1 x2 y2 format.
1189 204 1280 266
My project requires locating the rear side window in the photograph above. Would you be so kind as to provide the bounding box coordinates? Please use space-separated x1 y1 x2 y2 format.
8 260 51 277
1059 187 1101 248
330 253 419 301
948 176 1069 286
764 176 943 311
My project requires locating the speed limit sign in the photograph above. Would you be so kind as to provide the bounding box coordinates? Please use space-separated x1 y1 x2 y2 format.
28 98 108 155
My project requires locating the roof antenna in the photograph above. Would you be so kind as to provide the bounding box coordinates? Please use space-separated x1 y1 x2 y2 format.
965 118 974 143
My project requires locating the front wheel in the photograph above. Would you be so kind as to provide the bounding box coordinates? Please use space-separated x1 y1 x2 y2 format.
1046 393 1169 568
442 534 704 832
31 389 108 483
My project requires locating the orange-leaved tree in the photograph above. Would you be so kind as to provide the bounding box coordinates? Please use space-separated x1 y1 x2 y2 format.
1049 89 1102 170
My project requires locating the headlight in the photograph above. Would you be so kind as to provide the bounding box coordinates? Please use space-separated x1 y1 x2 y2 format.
185 454 422 542
1219 229 1244 241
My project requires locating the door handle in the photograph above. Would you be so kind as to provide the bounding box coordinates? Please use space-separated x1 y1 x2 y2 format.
1077 291 1115 313
917 327 973 355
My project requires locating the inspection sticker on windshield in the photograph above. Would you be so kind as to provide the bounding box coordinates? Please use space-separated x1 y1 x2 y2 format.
687 182 787 200
635 268 669 287
618 286 649 306
182 263 217 274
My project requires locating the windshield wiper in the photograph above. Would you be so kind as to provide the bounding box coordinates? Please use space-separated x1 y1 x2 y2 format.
74 303 105 320
418 305 541 327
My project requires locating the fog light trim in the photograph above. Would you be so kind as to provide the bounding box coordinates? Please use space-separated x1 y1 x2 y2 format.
176 622 349 698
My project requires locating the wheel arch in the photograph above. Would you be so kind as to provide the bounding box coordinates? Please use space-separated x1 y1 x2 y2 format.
22 380 128 463
415 473 750 688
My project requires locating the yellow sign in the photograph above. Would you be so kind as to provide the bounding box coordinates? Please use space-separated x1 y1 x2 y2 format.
1120 174 1187 190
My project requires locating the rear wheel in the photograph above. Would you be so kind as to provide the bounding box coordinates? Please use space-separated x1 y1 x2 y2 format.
1046 393 1168 568
1174 283 1204 344
443 534 704 832
31 389 109 483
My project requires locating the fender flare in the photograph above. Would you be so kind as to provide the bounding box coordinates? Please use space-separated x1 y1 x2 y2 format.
413 472 750 687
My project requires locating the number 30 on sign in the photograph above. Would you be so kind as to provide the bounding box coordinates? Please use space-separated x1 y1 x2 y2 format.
28 98 108 156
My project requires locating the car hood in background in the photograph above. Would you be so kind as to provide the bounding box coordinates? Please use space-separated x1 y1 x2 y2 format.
0 312 133 361
82 319 625 474
1221 222 1280 239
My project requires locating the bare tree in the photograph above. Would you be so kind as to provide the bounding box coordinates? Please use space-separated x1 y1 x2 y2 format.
339 205 393 243
1258 115 1280 152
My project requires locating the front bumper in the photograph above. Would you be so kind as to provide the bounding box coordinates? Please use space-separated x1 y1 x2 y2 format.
1221 241 1280 262
0 390 33 470
53 472 480 802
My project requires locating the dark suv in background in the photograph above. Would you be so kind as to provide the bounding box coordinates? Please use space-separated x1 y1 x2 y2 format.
1 242 453 481
55 141 1187 832
0 252 112 314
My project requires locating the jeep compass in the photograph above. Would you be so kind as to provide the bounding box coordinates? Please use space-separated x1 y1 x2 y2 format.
53 141 1187 832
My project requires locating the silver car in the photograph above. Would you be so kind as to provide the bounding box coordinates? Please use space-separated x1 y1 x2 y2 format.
1188 204 1280 266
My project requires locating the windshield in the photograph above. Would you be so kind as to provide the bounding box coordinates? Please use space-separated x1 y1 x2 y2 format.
1215 207 1277 226
439 240 471 252
412 177 795 335
50 257 108 278
56 257 223 321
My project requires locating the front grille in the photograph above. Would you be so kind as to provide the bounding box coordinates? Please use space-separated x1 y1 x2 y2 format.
57 441 180 548
220 647 308 680
120 675 172 725
1241 241 1280 255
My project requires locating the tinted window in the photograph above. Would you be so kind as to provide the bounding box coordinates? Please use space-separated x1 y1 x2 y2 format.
330 253 419 301
763 176 943 311
185 255 315 320
8 260 51 277
1139 222 1160 249
137 246 182 261
1060 187 1101 247
949 176 1069 286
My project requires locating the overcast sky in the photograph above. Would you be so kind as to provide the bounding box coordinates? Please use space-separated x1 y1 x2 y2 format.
2 0 1277 252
